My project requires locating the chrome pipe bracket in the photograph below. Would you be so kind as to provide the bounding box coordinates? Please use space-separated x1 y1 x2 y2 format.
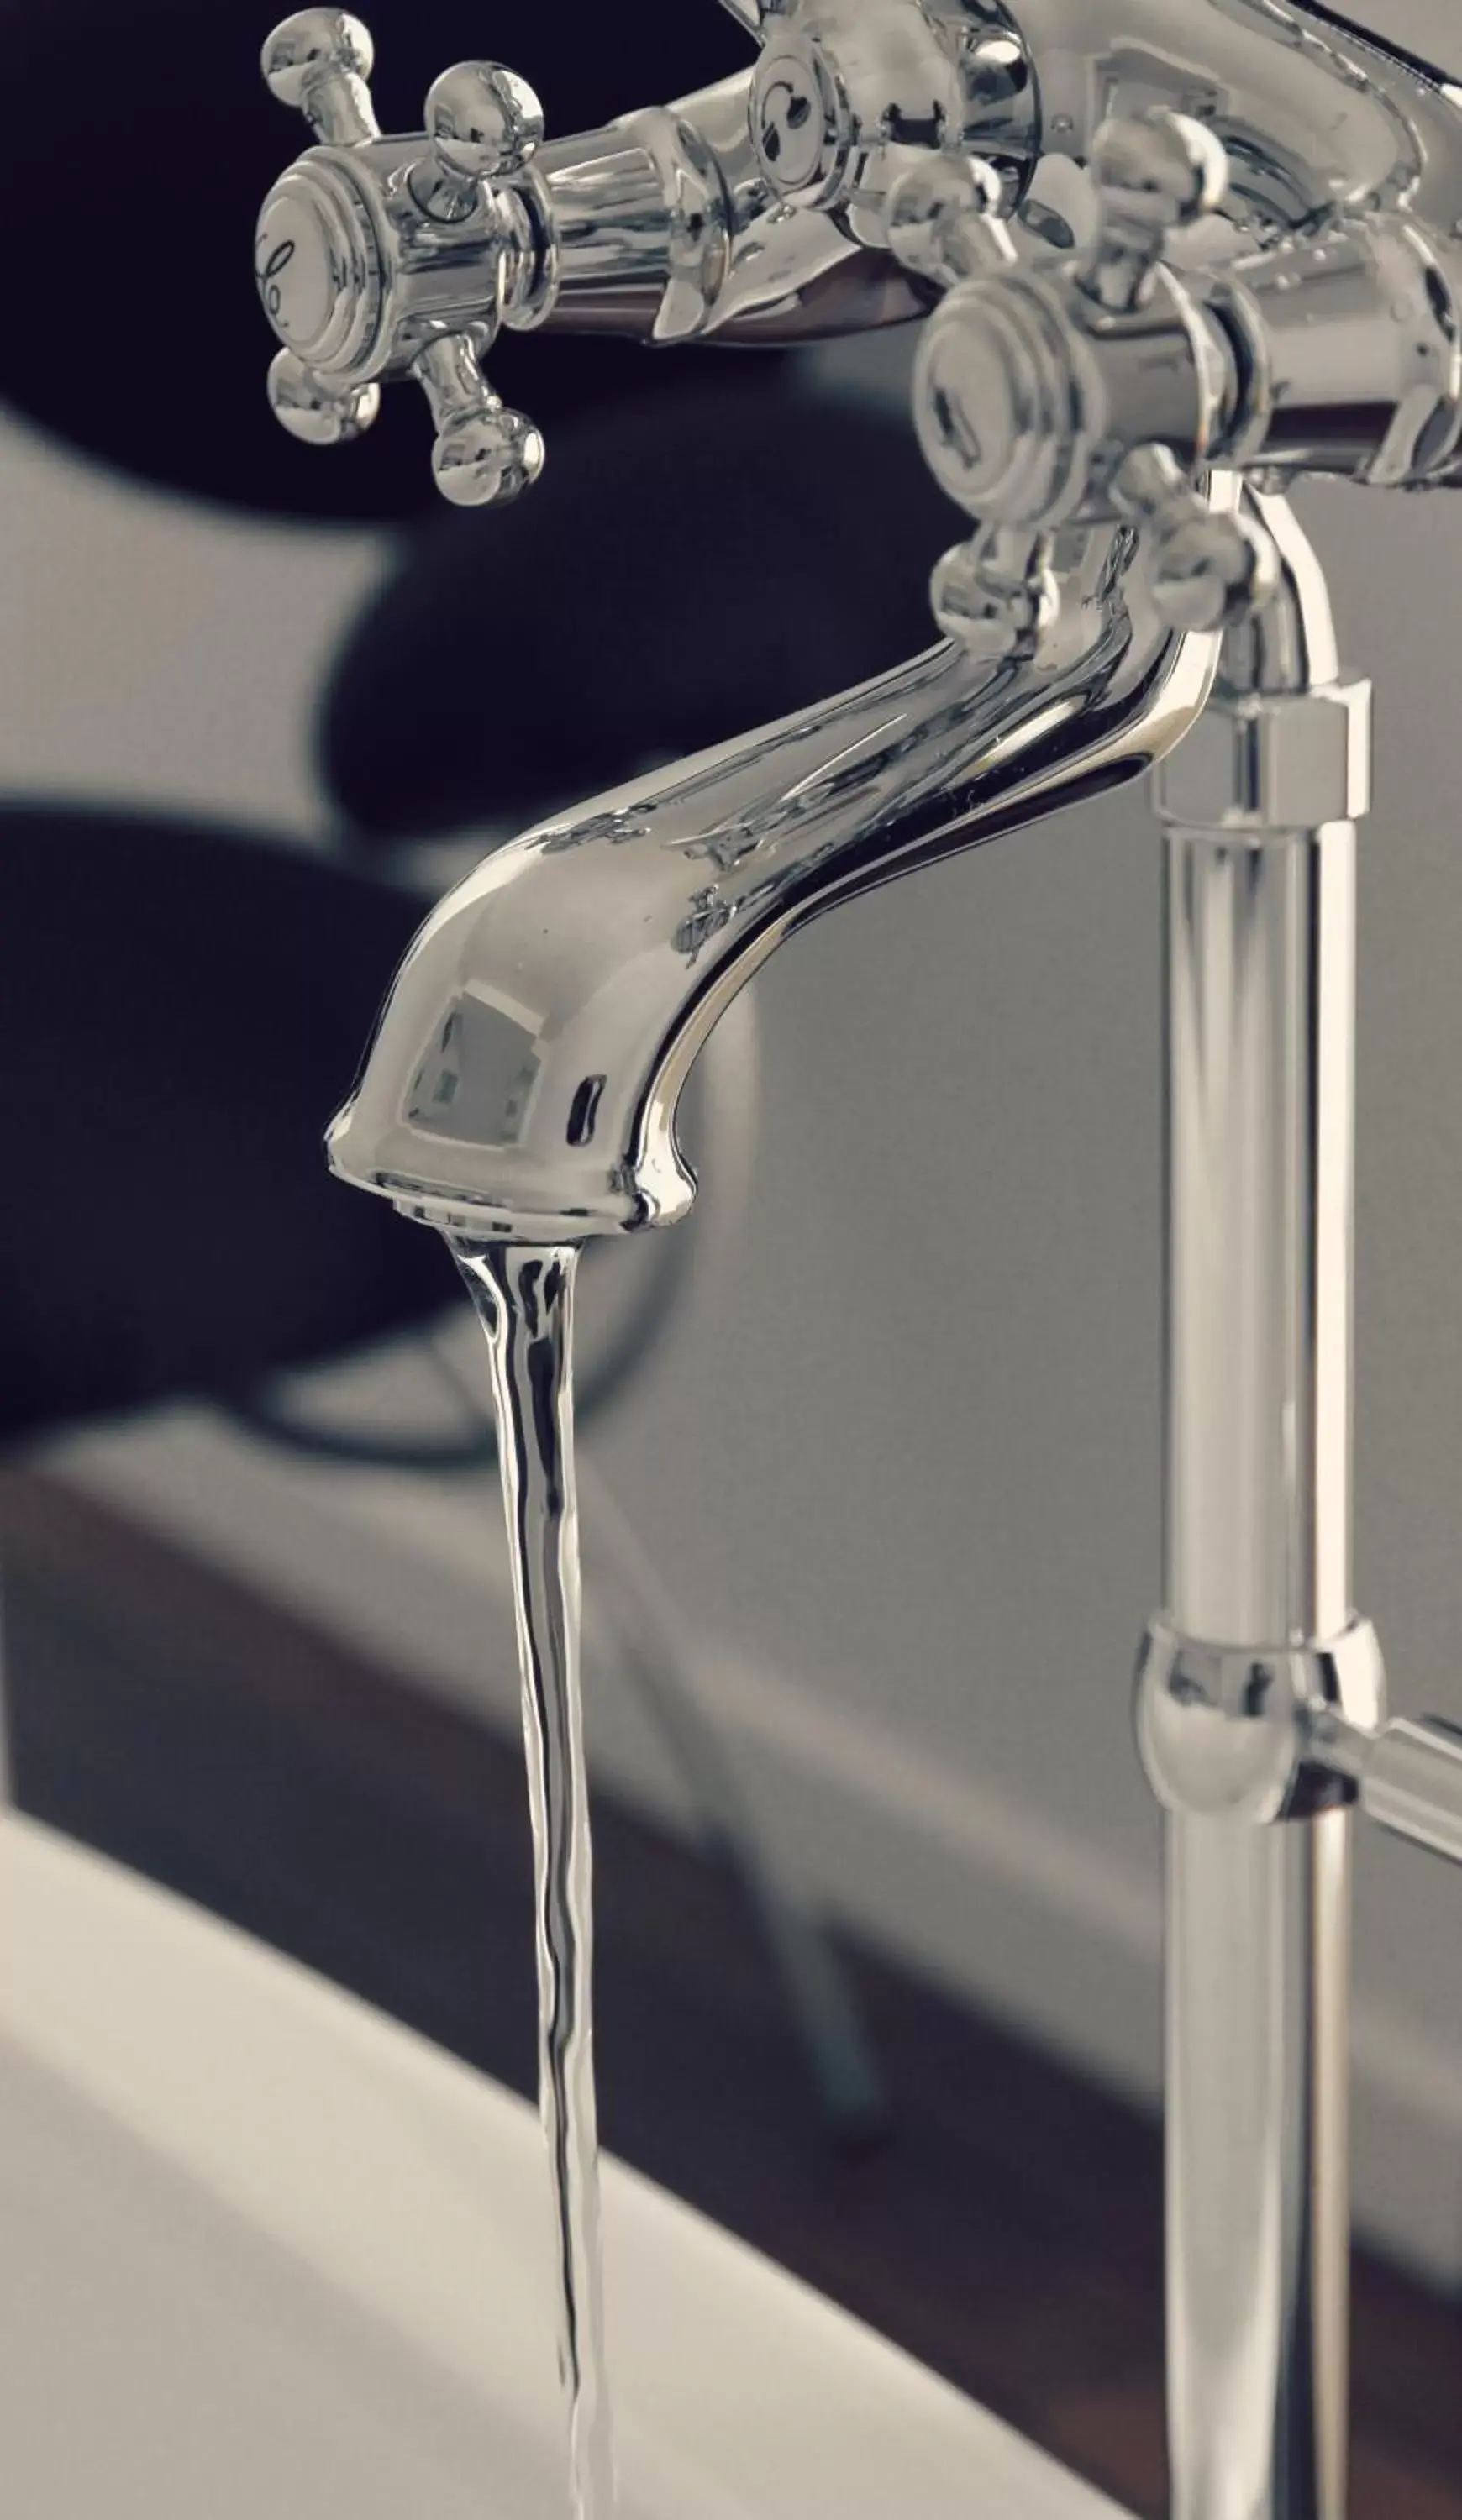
1135 1614 1388 1824
1140 1614 1462 1872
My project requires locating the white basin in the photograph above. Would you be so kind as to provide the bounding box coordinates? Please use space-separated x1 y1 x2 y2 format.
0 1813 1124 2518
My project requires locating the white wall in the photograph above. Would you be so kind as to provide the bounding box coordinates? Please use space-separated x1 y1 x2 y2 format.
18 0 1462 2283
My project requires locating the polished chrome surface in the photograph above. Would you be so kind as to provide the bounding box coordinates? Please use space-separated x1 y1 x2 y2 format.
1356 1717 1462 1866
1166 1810 1351 2520
251 7 999 487
907 104 1462 559
266 9 1462 2516
1016 1 1459 227
1139 1605 1462 1871
257 4 1462 501
897 112 1285 631
1159 498 1362 1647
1156 495 1365 2520
327 524 1222 1238
1137 1617 1385 1828
719 0 1462 378
735 0 1038 225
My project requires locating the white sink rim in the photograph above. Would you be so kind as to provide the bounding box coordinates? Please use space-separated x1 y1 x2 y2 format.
0 1812 1128 2519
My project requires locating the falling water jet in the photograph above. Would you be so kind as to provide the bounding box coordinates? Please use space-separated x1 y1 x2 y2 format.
453 1237 615 2520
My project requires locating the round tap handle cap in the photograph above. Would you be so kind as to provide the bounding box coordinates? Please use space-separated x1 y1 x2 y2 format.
261 10 379 143
885 155 1015 287
432 406 545 507
424 62 545 184
1091 109 1230 231
1149 505 1280 633
267 348 381 446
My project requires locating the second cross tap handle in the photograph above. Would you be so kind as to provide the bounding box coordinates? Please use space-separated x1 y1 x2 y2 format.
257 13 544 507
893 114 1278 640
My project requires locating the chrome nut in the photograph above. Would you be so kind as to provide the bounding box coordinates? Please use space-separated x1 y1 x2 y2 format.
1157 682 1373 829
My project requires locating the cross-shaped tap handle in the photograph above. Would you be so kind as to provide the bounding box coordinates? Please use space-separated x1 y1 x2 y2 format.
257 13 545 507
893 115 1279 644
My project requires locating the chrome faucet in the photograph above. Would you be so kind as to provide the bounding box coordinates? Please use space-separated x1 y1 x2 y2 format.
257 11 1462 2517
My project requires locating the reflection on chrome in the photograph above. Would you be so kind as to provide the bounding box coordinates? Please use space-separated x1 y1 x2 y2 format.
249 8 1462 2518
327 525 1217 1239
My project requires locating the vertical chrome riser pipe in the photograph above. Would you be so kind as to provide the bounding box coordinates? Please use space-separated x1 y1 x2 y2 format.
1163 818 1356 2520
1153 495 1372 2520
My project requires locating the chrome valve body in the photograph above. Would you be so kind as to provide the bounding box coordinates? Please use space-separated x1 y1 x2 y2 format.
737 0 1037 223
257 1 1462 511
255 5 1045 492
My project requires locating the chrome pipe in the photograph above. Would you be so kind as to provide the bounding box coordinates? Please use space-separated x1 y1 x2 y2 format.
1158 498 1363 2520
1164 827 1355 1647
1165 1814 1351 2520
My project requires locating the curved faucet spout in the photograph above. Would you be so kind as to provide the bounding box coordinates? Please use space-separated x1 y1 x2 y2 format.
327 532 1223 1245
